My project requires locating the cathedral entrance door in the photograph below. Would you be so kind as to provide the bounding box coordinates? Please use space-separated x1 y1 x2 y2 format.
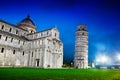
36 59 39 67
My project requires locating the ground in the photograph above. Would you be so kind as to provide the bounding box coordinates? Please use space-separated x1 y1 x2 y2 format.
0 68 120 80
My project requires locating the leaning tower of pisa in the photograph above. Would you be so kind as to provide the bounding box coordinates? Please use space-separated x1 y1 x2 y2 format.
74 25 88 69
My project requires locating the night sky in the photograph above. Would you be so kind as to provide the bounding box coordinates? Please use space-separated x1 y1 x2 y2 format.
0 0 120 62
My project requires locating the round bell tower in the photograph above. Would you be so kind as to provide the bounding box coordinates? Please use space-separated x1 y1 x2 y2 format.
74 25 88 69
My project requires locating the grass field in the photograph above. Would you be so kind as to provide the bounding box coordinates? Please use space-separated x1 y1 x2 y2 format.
0 68 120 80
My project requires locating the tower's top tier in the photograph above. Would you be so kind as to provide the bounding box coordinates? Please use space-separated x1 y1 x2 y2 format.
77 25 87 31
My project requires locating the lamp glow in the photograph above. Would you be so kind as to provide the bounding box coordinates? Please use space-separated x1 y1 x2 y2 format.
95 54 110 65
101 56 108 63
116 54 120 61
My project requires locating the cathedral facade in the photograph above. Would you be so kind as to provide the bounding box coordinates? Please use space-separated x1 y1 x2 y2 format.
74 25 88 68
0 16 63 68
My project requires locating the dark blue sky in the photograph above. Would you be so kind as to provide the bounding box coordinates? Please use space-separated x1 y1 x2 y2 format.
0 0 120 62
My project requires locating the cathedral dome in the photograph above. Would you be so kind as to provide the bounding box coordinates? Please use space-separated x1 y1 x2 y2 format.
17 15 36 33
19 15 35 26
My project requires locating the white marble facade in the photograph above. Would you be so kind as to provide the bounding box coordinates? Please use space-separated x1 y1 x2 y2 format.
74 25 88 69
0 16 63 68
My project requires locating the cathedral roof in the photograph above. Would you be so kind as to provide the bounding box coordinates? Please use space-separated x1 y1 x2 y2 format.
0 20 27 31
18 15 35 26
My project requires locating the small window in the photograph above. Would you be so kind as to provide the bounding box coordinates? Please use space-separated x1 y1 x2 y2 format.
11 38 13 42
23 51 24 56
32 52 33 57
13 50 15 54
1 25 4 29
9 28 12 32
5 37 8 41
0 35 1 39
55 33 56 37
53 42 55 45
82 32 84 35
1 48 4 53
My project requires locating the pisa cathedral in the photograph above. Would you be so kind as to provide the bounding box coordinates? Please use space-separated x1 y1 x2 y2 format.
74 25 88 68
0 15 63 68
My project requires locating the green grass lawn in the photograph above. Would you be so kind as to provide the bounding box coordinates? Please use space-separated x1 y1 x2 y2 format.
0 68 120 80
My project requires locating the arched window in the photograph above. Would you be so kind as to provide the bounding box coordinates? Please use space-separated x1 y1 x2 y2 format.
9 28 12 32
11 38 13 42
16 30 18 34
0 35 1 39
23 51 24 56
32 52 33 57
5 37 8 41
1 25 4 30
1 48 4 53
13 50 15 54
